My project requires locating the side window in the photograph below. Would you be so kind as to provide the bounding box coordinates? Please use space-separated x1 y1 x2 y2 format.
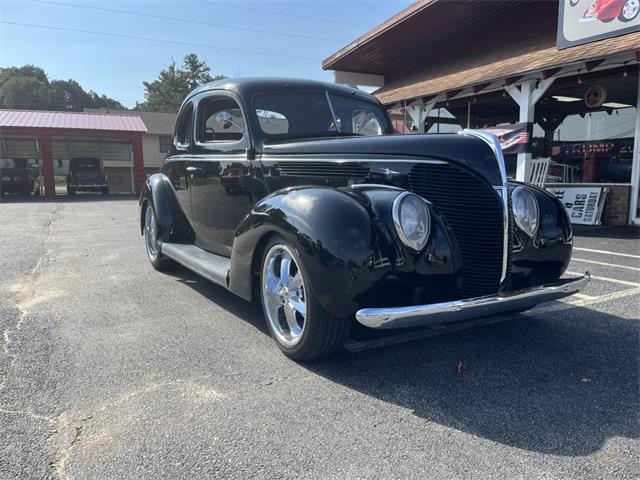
197 95 245 143
329 94 384 136
159 135 172 153
175 102 194 149
257 109 289 134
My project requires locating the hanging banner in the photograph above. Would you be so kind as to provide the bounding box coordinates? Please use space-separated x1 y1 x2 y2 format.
547 186 608 225
484 122 532 154
557 0 640 49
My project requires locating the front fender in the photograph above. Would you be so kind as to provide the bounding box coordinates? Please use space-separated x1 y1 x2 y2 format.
229 185 458 318
139 173 193 243
508 182 573 289
229 186 387 317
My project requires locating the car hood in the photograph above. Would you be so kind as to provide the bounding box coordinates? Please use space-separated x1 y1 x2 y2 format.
260 133 503 186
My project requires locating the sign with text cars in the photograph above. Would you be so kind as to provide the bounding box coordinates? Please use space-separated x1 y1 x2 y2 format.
557 0 640 49
548 186 608 225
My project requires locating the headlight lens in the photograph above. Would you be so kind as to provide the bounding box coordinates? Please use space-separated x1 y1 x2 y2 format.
392 192 431 251
512 186 539 237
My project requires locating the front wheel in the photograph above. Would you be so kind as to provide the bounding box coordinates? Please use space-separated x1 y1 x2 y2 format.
260 235 350 360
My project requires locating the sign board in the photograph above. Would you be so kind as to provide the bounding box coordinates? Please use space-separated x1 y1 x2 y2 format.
483 122 532 154
557 0 640 49
547 186 608 225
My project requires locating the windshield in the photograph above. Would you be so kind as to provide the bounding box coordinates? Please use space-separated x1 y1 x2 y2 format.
253 91 388 138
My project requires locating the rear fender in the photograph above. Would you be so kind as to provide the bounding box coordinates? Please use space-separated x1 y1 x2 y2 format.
139 173 194 243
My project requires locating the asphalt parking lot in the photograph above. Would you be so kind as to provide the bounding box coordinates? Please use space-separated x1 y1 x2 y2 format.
1 197 638 479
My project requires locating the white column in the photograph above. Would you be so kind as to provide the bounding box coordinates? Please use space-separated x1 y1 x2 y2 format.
405 100 436 133
628 73 640 224
506 78 555 181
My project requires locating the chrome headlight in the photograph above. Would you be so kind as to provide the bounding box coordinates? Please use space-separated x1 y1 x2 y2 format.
512 186 539 237
392 192 431 251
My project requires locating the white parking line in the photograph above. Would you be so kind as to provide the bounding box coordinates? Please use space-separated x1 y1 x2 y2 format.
567 287 640 308
574 247 640 259
572 258 640 272
573 293 598 300
566 271 640 288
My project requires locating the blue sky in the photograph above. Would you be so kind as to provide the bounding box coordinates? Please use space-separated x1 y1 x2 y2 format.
0 0 412 108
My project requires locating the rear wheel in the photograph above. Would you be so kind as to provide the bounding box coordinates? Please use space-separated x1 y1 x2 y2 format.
260 235 350 360
144 204 174 271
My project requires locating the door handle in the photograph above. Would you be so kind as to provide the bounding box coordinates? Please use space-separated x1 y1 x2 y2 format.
186 166 200 172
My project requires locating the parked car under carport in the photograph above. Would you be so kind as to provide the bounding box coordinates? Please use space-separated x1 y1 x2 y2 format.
66 157 109 195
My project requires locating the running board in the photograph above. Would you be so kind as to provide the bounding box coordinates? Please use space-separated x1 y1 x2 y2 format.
160 242 230 288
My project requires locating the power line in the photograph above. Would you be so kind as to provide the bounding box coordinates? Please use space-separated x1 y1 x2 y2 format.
0 20 322 61
31 0 348 44
199 1 370 27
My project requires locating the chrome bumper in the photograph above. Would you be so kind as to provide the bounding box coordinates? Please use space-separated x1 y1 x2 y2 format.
355 273 590 329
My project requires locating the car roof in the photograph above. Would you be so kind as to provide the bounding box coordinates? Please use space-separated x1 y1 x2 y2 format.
182 77 378 109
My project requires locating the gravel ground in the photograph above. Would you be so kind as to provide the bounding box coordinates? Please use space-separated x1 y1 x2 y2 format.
0 197 638 480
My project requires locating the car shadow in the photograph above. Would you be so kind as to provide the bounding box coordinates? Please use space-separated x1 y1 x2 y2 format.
164 265 268 336
165 264 639 457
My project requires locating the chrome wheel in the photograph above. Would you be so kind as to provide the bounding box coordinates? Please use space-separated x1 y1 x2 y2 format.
261 244 307 347
622 0 639 19
144 205 160 261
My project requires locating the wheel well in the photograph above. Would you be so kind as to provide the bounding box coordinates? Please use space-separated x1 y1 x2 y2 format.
250 231 278 301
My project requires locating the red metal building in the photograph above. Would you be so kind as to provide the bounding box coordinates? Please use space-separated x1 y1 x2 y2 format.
0 109 147 197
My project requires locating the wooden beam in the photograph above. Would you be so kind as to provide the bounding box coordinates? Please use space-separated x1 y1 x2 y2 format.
585 59 605 71
445 89 463 100
472 82 491 94
542 67 561 79
504 75 524 86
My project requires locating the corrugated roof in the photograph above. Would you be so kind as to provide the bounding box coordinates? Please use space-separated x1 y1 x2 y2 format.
83 108 176 134
375 32 640 105
0 109 147 132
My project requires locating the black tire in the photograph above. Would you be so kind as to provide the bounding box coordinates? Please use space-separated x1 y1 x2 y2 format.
143 203 174 271
260 235 350 361
102 186 109 195
67 187 76 196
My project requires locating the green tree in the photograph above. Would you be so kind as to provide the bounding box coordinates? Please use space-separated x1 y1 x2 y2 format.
0 66 51 110
0 65 125 111
139 54 225 112
49 79 95 111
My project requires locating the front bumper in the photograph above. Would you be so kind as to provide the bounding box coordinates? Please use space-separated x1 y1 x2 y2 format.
355 273 590 329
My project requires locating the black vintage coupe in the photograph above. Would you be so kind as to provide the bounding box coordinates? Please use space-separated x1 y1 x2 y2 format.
140 78 589 360
67 157 109 195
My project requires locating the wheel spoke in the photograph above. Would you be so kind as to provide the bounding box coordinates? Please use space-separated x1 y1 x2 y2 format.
284 302 302 335
280 257 291 286
289 299 306 317
289 273 303 290
265 259 280 293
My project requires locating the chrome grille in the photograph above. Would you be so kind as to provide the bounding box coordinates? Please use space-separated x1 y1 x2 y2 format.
409 162 505 297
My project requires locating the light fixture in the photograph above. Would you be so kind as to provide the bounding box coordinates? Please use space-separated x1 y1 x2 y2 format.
552 95 581 102
602 102 632 108
623 62 628 77
392 192 431 251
